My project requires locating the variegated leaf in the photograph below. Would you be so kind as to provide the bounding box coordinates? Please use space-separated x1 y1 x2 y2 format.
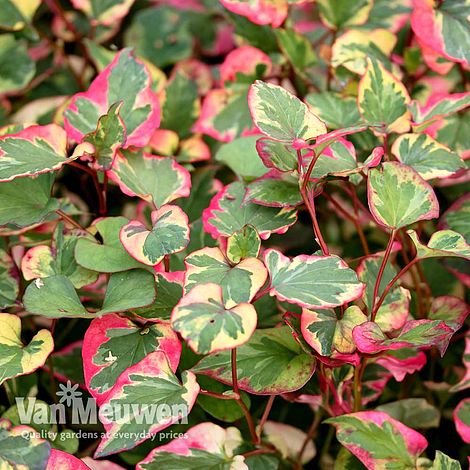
0 248 18 308
407 229 470 260
440 194 470 242
248 81 326 144
256 137 298 173
184 247 267 308
431 451 463 470
75 217 144 273
428 296 469 336
450 331 470 392
317 0 373 30
137 423 247 470
95 351 199 457
70 0 135 26
367 162 439 229
83 313 181 404
192 326 316 395
411 0 470 66
454 398 470 444
264 248 364 309
203 182 297 239
301 306 367 357
0 313 53 385
226 225 261 264
325 411 428 470
108 151 191 208
0 0 41 31
358 58 411 134
46 449 90 469
353 320 454 356
392 133 464 180
120 205 190 266
0 124 70 182
172 283 257 354
220 0 288 27
64 48 160 148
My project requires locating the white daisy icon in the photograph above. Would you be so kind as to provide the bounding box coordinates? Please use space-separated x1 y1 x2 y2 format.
56 380 82 406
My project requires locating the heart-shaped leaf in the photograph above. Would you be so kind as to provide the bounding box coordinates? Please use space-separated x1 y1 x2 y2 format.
94 351 199 457
264 248 364 309
172 283 257 354
0 313 53 385
120 205 190 266
192 326 316 394
83 313 181 404
367 162 439 229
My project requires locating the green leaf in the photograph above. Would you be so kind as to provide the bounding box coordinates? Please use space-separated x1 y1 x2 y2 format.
301 306 367 356
0 313 53 385
172 283 257 354
83 102 126 170
246 172 302 207
226 225 261 264
120 205 190 266
124 7 192 68
367 162 439 229
215 135 268 180
109 151 191 208
431 451 462 469
0 34 35 94
376 398 440 429
23 275 91 319
161 72 199 139
317 0 373 29
184 247 267 309
0 249 18 308
99 269 156 315
71 0 134 25
441 194 470 242
0 124 70 182
0 173 60 228
391 133 465 180
0 425 51 469
265 248 364 309
248 81 326 143
95 351 199 457
192 326 316 394
358 58 411 133
407 229 470 260
75 217 144 273
326 411 428 469
203 181 297 239
0 0 40 31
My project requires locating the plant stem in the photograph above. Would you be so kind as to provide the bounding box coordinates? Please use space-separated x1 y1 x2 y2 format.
231 349 259 444
295 408 324 468
298 149 330 255
55 209 88 233
353 359 367 411
370 230 396 320
199 389 239 400
257 395 275 440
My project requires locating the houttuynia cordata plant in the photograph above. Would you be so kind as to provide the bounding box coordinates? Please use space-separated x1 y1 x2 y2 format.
0 0 469 468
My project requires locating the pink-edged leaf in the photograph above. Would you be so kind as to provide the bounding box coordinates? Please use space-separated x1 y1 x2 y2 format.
375 349 427 382
312 124 369 154
192 88 253 142
248 80 327 144
137 422 247 469
177 135 211 163
202 181 297 240
0 124 70 181
454 398 470 444
64 48 160 148
353 320 454 356
367 162 439 229
220 0 288 27
411 0 470 66
81 457 126 469
83 313 181 405
408 229 470 260
70 0 135 26
246 170 302 207
264 248 365 309
191 326 316 395
108 151 191 208
171 283 257 354
46 449 89 470
450 330 470 392
94 351 199 457
325 411 428 469
220 45 272 83
148 129 179 156
439 193 470 242
120 205 190 266
301 306 367 357
256 137 298 172
184 246 267 308
410 91 470 128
